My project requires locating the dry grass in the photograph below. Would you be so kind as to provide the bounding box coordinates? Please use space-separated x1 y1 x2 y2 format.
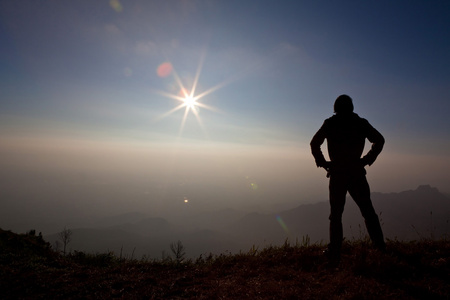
1 229 449 299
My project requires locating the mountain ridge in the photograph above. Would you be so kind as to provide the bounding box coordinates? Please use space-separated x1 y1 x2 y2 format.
42 185 450 259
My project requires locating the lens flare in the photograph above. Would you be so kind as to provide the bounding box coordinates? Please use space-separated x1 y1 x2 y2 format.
109 0 123 12
157 62 173 78
250 182 258 190
276 215 289 234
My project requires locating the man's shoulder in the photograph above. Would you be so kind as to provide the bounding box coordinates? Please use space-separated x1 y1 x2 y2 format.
326 113 372 127
321 116 335 129
322 115 339 127
324 115 338 122
325 113 364 121
357 115 370 124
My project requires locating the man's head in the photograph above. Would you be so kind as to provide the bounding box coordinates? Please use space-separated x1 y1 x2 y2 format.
334 94 354 114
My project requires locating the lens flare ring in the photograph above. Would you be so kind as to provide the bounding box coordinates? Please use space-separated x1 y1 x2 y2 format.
276 215 289 234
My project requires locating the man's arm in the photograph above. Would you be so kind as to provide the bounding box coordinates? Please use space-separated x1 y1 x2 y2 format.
361 121 385 166
310 122 328 168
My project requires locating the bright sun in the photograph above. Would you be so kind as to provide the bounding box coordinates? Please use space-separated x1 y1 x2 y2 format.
182 93 198 110
154 50 228 136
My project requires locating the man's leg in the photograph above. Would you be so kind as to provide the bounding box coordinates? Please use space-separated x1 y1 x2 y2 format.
348 175 385 250
328 175 347 257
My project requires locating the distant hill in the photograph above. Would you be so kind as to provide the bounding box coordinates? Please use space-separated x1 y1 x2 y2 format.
228 185 450 248
371 185 450 239
44 185 450 259
45 218 244 259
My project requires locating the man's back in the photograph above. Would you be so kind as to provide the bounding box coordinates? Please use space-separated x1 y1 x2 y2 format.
311 112 384 170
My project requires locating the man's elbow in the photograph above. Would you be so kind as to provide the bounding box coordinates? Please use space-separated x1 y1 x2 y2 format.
373 135 385 153
379 135 385 147
310 141 320 154
310 137 321 148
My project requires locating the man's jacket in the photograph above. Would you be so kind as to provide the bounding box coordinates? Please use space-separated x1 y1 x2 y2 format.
310 112 385 172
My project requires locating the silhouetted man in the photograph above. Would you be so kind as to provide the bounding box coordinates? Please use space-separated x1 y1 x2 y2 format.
310 95 385 262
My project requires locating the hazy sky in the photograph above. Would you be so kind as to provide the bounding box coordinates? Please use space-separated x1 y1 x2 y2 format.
1 1 449 225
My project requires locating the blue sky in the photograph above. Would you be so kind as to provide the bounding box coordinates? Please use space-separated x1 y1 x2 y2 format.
1 0 449 212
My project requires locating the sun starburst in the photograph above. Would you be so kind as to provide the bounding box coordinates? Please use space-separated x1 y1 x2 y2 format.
183 95 197 109
153 50 224 136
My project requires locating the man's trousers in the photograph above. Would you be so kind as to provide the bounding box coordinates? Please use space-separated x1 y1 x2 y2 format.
328 171 385 254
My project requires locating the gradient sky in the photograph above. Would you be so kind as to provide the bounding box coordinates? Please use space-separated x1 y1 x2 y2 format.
1 1 450 221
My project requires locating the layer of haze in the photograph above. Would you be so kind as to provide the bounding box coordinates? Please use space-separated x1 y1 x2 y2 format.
1 1 449 234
